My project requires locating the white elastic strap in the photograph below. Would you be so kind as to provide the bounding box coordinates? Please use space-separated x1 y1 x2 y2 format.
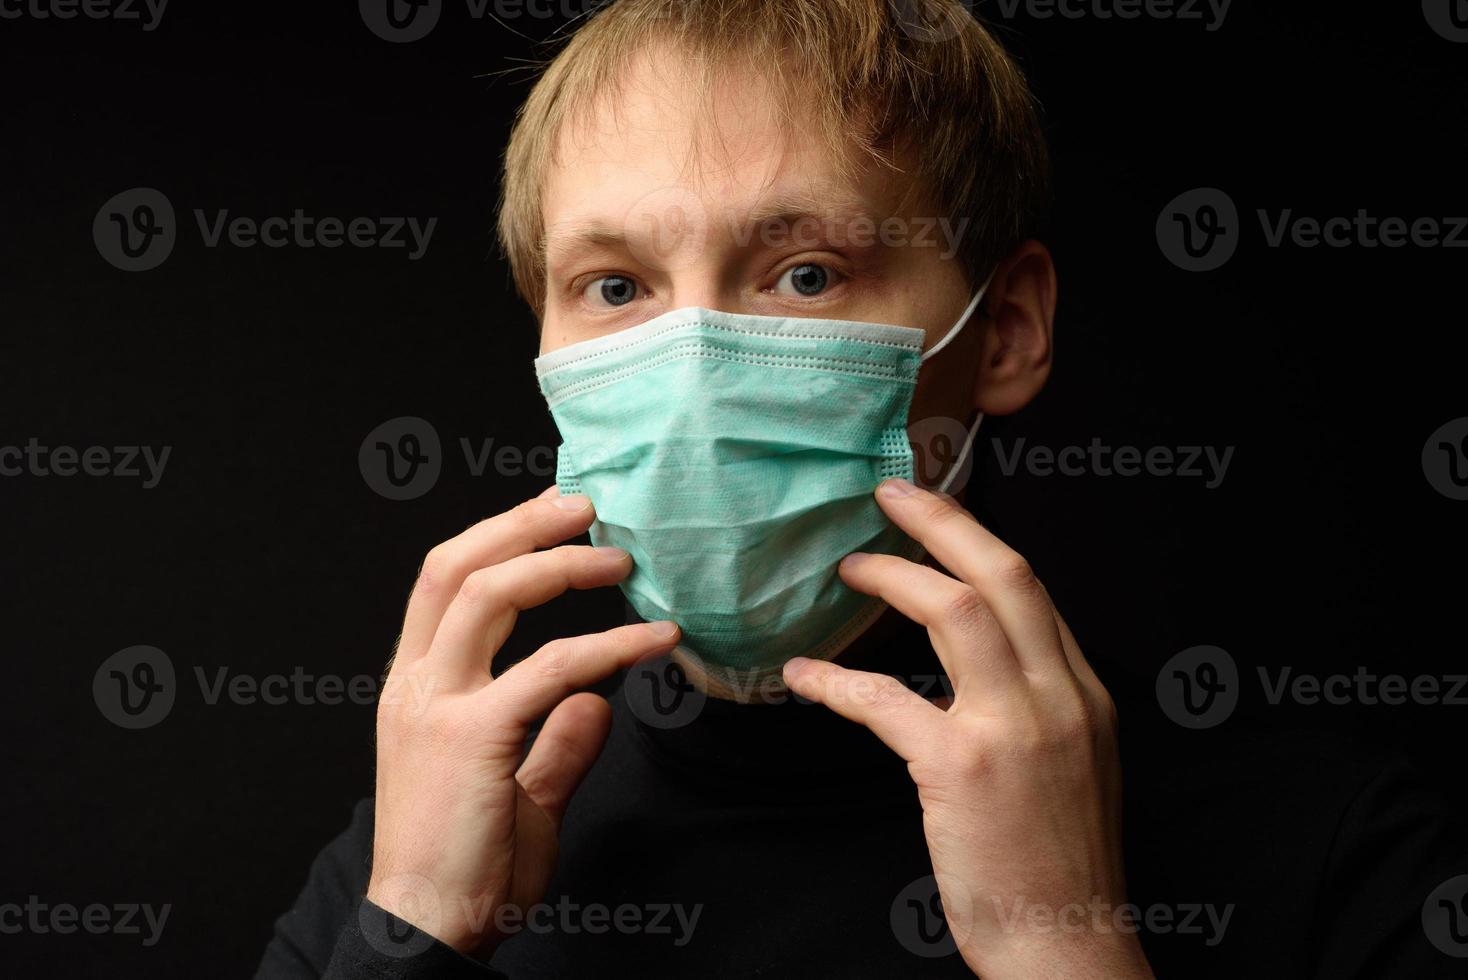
936 412 983 494
920 267 998 363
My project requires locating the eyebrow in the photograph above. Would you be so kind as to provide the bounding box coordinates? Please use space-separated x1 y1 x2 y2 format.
543 191 885 267
544 220 628 267
744 189 875 227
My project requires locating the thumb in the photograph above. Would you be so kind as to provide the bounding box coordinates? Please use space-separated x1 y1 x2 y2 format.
514 691 612 826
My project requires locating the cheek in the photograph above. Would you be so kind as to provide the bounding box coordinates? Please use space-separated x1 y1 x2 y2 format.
891 248 972 345
537 312 574 356
908 354 977 428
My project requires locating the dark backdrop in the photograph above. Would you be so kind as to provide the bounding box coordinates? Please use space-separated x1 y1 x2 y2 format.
2 2 1465 976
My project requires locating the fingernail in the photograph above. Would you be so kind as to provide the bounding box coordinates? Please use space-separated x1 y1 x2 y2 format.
648 620 678 637
553 494 592 511
878 478 917 498
595 546 629 560
840 552 871 570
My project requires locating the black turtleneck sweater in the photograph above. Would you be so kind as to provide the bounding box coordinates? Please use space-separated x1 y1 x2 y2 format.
255 616 1466 979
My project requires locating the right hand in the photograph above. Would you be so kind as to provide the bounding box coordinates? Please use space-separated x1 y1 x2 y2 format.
365 486 680 955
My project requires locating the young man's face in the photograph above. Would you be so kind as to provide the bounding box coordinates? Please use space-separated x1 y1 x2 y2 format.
537 43 991 438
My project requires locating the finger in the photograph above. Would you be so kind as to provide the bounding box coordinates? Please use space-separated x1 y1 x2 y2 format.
838 552 1025 705
425 545 634 689
395 494 596 664
482 621 680 729
516 692 612 827
1042 584 1111 713
781 658 945 763
875 479 1067 677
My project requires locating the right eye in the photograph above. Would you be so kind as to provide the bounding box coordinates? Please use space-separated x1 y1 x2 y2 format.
583 275 641 308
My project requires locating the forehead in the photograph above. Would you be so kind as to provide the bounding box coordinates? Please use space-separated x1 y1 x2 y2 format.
541 45 905 256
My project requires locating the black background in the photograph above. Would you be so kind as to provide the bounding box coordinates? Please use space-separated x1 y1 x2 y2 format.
2 2 1465 976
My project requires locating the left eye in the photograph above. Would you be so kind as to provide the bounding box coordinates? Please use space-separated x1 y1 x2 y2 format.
583 275 640 308
774 263 836 297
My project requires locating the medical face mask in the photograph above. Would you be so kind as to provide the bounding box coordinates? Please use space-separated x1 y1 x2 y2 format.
533 276 991 698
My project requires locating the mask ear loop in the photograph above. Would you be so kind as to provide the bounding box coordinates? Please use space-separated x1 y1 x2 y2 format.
919 267 997 493
919 267 998 364
936 412 982 495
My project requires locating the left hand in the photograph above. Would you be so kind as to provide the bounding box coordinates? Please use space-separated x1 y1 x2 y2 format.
782 478 1154 979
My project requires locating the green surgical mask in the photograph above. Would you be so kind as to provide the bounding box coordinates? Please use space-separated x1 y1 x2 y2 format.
534 277 990 698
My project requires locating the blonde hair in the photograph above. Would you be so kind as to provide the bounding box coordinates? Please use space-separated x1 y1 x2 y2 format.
497 0 1050 316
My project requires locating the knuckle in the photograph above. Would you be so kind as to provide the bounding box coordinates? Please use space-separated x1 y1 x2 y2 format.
1053 696 1096 742
1095 690 1120 733
992 554 1037 591
921 494 960 525
944 727 995 780
455 567 498 604
851 673 908 708
509 497 542 524
416 544 458 596
423 711 483 753
533 637 579 677
942 586 987 627
498 500 547 550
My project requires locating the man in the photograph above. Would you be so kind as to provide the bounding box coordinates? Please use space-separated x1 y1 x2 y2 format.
258 1 1462 976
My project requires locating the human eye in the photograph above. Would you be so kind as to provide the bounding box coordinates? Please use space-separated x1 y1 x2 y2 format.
770 262 844 298
581 274 643 309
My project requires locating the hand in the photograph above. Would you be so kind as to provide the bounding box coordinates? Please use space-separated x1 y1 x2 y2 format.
366 487 681 955
782 478 1153 979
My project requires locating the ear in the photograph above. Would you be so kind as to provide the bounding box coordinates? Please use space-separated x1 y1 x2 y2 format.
972 240 1056 416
